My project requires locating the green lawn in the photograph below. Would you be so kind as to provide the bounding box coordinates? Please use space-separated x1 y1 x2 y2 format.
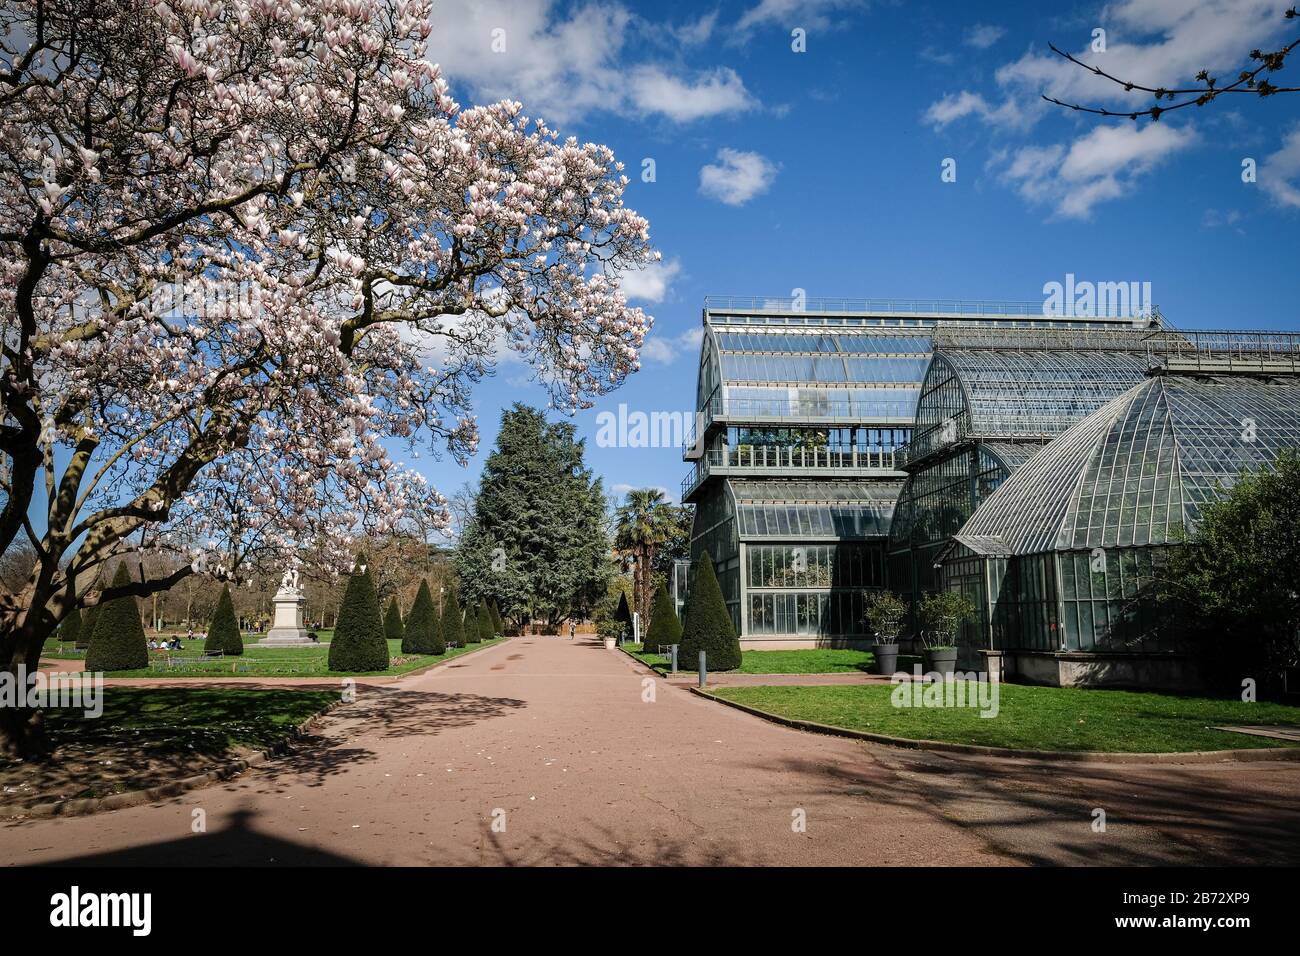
0 687 341 805
55 637 505 678
625 644 907 675
711 682 1300 753
40 686 340 753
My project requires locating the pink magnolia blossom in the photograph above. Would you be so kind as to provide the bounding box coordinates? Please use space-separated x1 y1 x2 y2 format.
0 0 655 690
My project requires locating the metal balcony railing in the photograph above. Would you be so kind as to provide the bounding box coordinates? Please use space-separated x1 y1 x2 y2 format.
681 444 903 499
684 392 918 457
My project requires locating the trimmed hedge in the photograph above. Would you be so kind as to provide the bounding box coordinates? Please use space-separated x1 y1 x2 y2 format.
327 556 390 672
476 601 494 643
645 582 682 655
678 553 742 671
85 564 149 672
205 584 243 655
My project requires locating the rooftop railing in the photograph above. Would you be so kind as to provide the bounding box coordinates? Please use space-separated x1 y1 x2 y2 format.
703 295 1149 319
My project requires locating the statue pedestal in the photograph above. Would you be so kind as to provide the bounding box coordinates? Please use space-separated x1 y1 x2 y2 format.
259 587 312 646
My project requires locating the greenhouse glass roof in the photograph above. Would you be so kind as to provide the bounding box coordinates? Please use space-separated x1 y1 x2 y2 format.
954 375 1300 556
729 479 902 540
933 350 1151 436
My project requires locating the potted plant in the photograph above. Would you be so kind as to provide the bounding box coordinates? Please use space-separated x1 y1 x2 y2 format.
862 590 906 676
917 591 976 676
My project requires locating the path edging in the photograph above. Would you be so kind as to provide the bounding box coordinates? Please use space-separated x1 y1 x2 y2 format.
691 686 1300 764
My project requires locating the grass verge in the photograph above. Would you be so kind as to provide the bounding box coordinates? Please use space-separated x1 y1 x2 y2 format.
710 682 1300 752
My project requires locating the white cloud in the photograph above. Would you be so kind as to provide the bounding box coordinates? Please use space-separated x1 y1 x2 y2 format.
628 66 755 123
1259 125 1300 210
427 0 755 125
699 148 780 206
924 90 1027 129
640 326 703 365
998 123 1197 219
616 258 682 304
736 0 868 35
669 10 719 46
964 24 1005 49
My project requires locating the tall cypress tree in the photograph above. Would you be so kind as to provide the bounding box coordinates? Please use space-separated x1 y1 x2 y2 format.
476 600 494 642
205 583 243 655
384 595 405 646
85 564 149 672
454 404 611 629
678 553 742 671
328 555 390 672
442 588 465 648
645 582 682 655
488 600 505 636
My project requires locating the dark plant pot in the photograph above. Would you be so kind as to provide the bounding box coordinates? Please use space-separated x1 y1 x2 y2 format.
871 642 900 676
924 648 958 675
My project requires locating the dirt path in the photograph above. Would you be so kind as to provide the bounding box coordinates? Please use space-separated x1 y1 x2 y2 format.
3 637 1295 866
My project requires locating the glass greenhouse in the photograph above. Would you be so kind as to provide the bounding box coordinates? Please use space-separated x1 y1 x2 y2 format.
938 368 1300 687
681 298 1142 647
887 326 1165 628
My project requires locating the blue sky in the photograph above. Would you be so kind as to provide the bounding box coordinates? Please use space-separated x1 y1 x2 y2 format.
416 0 1300 516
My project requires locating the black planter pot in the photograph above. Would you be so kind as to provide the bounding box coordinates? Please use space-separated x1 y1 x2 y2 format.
924 647 958 675
871 642 900 676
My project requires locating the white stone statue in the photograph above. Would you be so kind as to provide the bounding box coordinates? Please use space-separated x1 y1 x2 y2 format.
262 566 309 646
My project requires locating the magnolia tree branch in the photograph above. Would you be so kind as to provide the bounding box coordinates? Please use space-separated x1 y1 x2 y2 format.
0 0 658 698
1043 7 1299 121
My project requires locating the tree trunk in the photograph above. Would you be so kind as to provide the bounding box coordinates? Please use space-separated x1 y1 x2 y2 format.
0 600 57 760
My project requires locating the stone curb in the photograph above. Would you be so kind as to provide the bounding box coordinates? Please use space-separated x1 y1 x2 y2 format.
690 686 1300 765
3 637 515 820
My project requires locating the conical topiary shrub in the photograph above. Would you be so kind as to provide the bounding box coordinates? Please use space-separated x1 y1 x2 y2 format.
384 595 405 646
426 600 446 655
678 553 742 671
79 603 100 650
327 555 390 672
58 606 82 650
645 582 681 655
85 564 149 672
441 589 464 648
470 600 486 647
205 584 243 656
488 600 505 636
477 601 494 642
404 579 444 655
614 591 632 639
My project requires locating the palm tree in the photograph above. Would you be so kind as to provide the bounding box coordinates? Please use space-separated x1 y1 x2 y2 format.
614 488 678 625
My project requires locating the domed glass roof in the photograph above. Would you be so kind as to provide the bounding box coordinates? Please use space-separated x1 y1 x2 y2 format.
954 374 1300 555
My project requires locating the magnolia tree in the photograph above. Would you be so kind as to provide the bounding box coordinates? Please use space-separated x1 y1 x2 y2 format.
0 0 655 754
